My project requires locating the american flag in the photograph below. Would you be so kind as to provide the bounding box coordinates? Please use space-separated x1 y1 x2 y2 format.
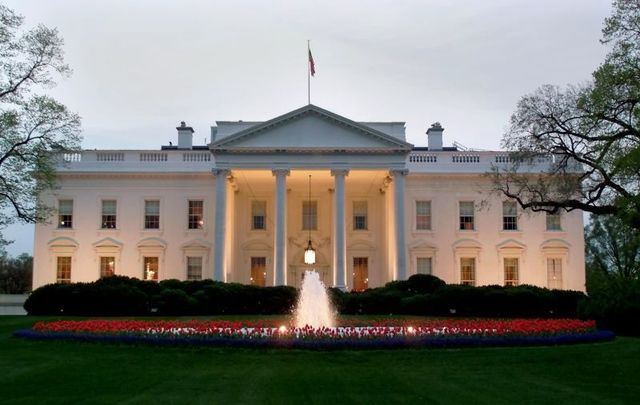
308 48 316 76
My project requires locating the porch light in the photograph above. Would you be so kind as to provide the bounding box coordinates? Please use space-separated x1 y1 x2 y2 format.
303 174 316 265
304 239 316 265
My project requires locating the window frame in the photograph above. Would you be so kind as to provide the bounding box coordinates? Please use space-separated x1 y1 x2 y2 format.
56 256 72 284
546 212 563 231
547 257 563 289
58 199 74 229
459 201 475 231
99 256 116 278
502 201 518 231
460 257 476 286
302 200 318 231
143 256 159 281
101 199 117 229
415 200 432 231
187 200 204 230
503 257 519 286
251 200 267 231
416 257 433 275
353 200 368 231
186 256 203 280
144 200 161 230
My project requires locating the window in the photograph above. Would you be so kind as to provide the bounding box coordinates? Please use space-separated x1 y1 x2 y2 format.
143 256 159 281
460 257 476 286
251 200 266 230
56 256 71 283
186 256 202 280
188 200 204 229
546 212 562 231
547 258 563 289
144 200 160 229
302 200 317 230
417 257 432 275
504 258 519 286
502 201 518 230
250 257 266 287
101 200 117 229
100 256 115 278
353 201 368 230
416 201 431 230
459 201 474 230
58 200 73 229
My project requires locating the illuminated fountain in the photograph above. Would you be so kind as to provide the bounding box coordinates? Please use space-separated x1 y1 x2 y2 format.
294 270 335 328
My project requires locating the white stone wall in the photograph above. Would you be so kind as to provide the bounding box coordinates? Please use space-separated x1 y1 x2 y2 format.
33 174 215 287
33 172 585 291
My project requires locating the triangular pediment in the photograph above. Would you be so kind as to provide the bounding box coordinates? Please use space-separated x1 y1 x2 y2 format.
210 105 412 152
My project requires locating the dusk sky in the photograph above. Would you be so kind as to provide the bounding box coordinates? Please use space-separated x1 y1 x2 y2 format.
3 0 611 255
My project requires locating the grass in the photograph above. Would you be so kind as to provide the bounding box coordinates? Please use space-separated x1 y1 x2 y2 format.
1 316 639 404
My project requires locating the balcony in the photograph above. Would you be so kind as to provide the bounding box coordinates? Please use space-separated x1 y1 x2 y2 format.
56 150 214 173
406 151 582 174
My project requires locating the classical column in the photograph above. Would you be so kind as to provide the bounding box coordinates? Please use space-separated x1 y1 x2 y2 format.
272 169 290 286
391 169 408 280
331 169 349 290
212 169 230 282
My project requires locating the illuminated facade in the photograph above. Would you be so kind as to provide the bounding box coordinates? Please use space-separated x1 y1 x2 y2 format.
33 105 585 291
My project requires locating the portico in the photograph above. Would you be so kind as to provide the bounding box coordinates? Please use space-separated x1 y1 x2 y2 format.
209 104 412 289
211 168 407 289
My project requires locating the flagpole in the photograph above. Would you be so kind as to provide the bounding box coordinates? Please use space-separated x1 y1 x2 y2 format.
307 40 311 105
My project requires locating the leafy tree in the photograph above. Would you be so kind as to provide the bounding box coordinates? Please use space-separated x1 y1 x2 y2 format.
586 215 640 278
0 4 81 241
492 0 640 227
0 252 32 293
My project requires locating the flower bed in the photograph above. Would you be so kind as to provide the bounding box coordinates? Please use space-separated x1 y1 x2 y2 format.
14 319 613 349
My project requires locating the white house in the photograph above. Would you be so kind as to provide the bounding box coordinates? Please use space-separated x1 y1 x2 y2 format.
32 104 586 291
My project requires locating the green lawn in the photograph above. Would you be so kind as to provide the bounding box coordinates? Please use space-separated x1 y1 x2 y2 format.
1 316 638 404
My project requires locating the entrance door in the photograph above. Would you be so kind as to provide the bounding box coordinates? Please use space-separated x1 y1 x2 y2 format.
250 257 266 287
353 257 368 291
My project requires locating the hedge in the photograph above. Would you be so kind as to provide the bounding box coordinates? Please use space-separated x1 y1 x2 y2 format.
24 274 588 319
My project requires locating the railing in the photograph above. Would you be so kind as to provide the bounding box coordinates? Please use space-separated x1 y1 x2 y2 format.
62 152 82 162
452 154 480 163
139 152 168 162
97 152 124 162
183 152 211 162
408 154 437 163
406 151 580 173
55 150 215 172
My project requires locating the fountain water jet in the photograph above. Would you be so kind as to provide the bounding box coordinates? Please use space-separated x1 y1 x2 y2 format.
294 270 335 328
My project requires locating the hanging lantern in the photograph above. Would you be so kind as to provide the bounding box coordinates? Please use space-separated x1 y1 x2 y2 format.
304 239 316 265
303 174 316 265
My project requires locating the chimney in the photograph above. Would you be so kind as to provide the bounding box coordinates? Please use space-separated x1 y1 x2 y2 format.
427 122 444 151
177 121 194 149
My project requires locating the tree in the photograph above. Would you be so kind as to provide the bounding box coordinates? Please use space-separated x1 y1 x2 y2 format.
0 4 81 241
585 215 640 278
0 252 32 293
492 0 640 227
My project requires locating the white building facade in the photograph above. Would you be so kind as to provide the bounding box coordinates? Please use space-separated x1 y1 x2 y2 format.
32 105 586 291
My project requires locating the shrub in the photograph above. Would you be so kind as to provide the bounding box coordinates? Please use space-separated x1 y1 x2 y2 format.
579 273 640 336
24 272 587 319
406 274 446 294
157 288 197 315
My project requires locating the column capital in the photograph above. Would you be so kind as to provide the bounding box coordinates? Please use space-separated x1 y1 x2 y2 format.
272 169 291 177
212 168 230 177
330 169 350 177
389 169 409 177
